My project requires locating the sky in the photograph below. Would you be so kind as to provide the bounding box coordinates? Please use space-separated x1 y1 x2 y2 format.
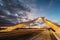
33 0 60 22
0 0 60 26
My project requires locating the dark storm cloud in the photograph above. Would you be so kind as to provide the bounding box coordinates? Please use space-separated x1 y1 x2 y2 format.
0 0 34 26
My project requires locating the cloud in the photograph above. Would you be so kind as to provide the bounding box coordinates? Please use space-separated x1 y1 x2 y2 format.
0 0 35 26
48 0 53 9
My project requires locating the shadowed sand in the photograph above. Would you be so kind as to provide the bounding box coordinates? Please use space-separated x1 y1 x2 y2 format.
0 28 57 40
